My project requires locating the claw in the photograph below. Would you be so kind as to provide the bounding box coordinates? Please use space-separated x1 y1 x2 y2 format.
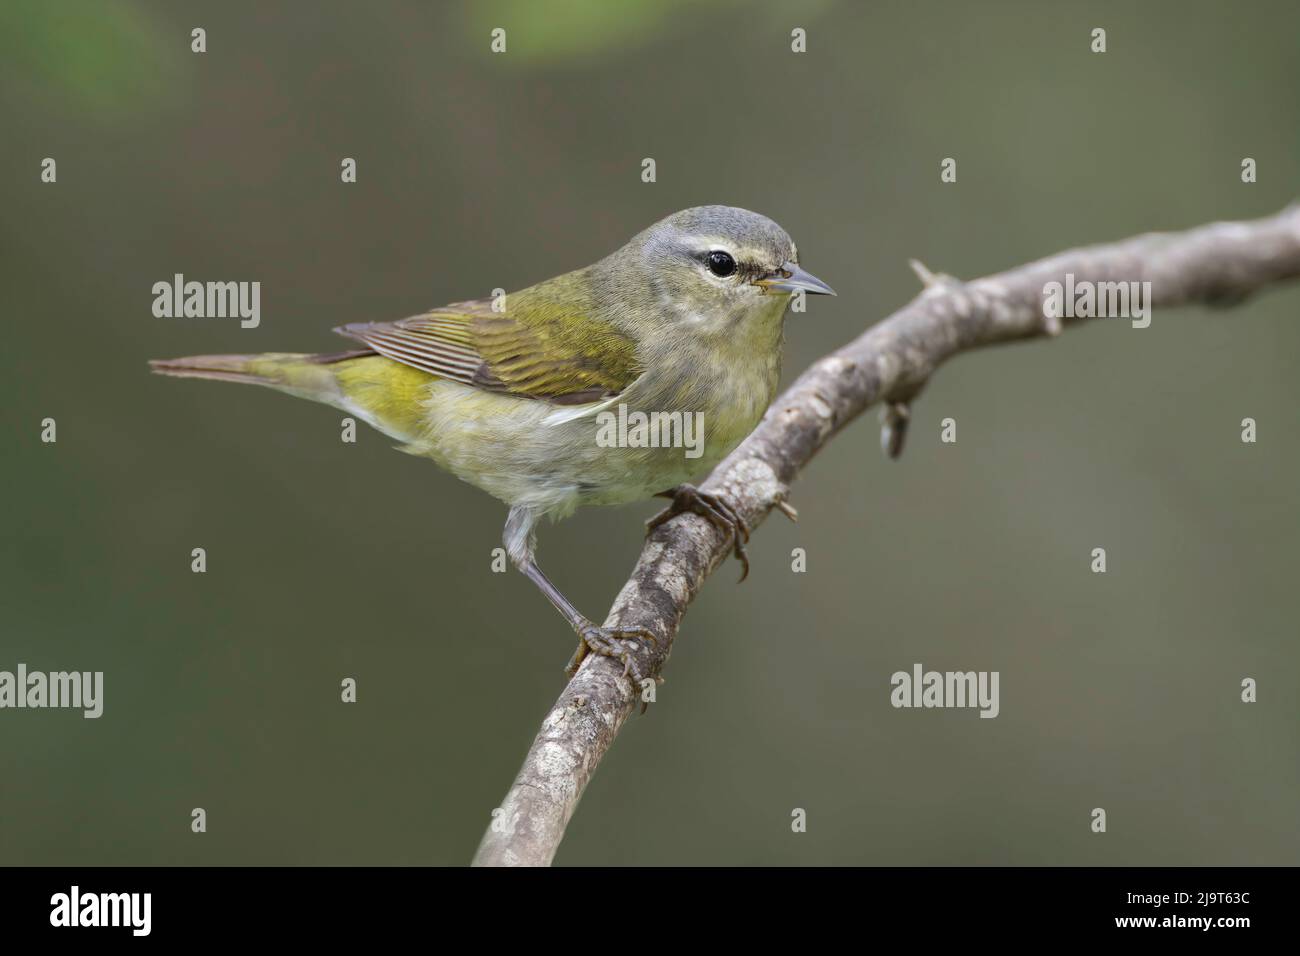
647 484 751 581
564 641 589 676
620 653 639 682
566 620 657 691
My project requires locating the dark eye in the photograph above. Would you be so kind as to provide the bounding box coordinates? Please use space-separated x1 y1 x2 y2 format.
706 250 736 278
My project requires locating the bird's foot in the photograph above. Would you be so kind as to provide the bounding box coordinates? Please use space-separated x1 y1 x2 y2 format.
646 484 751 581
565 619 657 685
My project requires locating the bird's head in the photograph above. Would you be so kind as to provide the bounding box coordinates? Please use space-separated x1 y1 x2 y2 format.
604 205 834 339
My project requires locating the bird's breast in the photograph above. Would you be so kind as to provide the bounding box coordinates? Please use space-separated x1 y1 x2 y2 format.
624 334 781 470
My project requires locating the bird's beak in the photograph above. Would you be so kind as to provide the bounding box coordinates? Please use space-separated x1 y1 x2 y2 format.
754 262 836 297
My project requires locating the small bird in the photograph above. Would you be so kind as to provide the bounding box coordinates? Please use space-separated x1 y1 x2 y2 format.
151 206 834 680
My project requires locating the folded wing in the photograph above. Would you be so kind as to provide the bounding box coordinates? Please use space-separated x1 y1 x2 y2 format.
335 296 641 405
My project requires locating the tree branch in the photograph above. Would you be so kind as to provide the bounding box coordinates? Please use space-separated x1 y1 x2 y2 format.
471 205 1300 866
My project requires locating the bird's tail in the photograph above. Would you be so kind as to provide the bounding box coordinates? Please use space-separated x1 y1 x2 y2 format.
147 349 372 404
149 348 437 442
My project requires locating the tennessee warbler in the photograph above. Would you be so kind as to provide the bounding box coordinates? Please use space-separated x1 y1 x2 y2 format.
151 206 834 679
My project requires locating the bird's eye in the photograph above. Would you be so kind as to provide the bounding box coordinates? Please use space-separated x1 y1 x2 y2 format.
706 250 737 278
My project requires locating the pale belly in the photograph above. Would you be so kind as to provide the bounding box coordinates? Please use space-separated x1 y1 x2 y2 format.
401 359 777 518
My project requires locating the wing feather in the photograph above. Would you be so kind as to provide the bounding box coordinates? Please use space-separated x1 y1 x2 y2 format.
333 283 642 403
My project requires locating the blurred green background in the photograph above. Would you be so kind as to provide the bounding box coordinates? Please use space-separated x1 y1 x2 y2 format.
2 0 1297 866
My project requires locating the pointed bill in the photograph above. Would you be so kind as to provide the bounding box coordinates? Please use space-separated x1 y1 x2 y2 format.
754 262 836 296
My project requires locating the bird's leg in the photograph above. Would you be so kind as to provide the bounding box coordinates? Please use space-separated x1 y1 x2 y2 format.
504 505 656 683
646 484 751 581
518 559 657 683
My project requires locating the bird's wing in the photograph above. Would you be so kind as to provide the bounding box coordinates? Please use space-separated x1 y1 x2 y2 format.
334 295 642 405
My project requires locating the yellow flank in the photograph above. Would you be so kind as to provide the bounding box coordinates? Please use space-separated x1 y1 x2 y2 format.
330 356 436 439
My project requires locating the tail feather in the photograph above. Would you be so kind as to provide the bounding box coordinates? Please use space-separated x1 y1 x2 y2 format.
147 350 373 402
150 348 431 442
148 354 275 386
